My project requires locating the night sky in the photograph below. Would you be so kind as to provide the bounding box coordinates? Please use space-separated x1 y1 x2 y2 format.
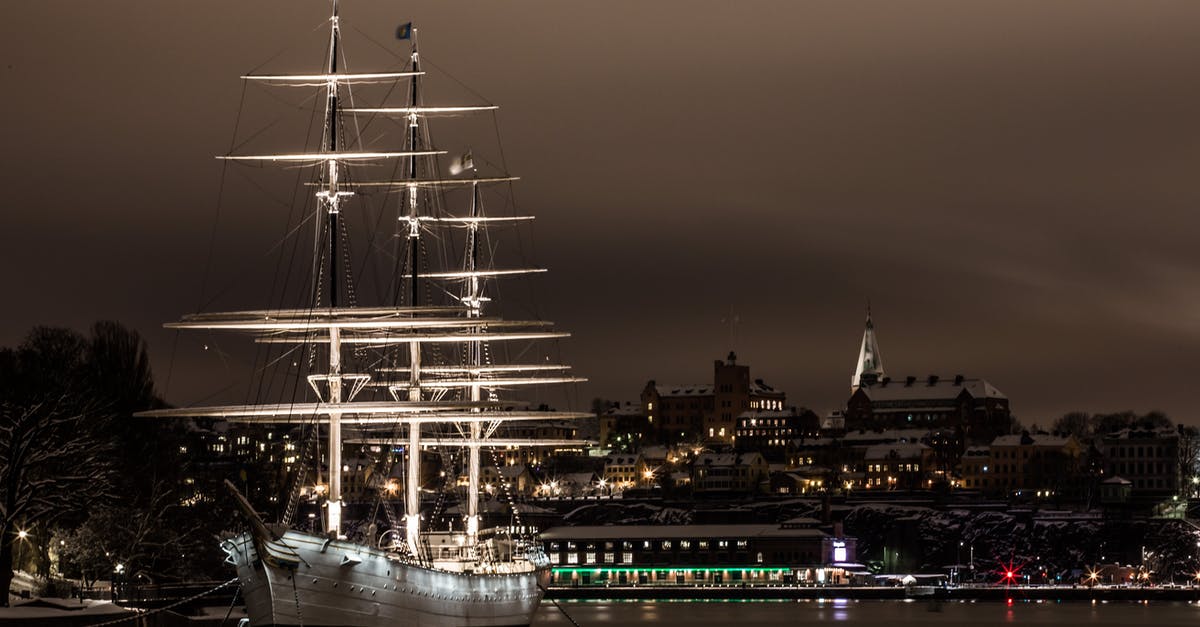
5 1 1200 425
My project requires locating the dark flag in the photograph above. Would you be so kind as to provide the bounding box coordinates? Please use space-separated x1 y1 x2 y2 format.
396 22 413 40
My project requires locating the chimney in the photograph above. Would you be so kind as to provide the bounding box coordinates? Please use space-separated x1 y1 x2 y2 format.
905 376 916 387
927 375 939 386
954 374 964 386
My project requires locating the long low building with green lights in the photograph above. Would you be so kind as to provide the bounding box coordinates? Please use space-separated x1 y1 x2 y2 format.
539 520 861 586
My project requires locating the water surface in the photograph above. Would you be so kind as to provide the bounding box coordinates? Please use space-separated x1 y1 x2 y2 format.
532 598 1200 626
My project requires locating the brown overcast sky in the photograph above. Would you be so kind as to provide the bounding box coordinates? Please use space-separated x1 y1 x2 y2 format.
4 1 1200 426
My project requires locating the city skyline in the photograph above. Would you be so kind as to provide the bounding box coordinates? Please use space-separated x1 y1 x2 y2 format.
7 1 1200 423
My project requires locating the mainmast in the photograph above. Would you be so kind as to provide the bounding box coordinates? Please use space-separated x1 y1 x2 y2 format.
322 0 347 539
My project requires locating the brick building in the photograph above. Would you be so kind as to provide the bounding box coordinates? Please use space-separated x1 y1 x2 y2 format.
641 352 785 446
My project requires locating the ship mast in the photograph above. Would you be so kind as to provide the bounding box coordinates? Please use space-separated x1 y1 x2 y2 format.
403 34 424 556
139 4 597 561
322 0 347 539
465 182 483 544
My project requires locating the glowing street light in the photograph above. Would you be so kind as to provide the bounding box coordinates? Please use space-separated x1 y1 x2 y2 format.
16 530 28 540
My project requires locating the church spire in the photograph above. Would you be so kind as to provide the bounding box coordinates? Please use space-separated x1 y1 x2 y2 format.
852 304 884 390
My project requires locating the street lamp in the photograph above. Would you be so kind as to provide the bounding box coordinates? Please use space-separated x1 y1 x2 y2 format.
14 529 30 574
957 542 964 586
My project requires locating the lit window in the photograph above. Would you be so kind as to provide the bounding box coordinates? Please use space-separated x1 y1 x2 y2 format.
567 554 578 564
604 553 614 564
586 552 596 565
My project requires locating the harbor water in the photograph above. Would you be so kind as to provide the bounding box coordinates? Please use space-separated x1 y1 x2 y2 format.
531 598 1200 626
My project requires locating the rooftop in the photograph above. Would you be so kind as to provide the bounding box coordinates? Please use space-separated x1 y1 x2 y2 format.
857 376 1006 402
540 524 830 541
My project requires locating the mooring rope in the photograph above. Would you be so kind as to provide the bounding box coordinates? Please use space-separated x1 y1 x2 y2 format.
538 582 582 627
83 577 239 627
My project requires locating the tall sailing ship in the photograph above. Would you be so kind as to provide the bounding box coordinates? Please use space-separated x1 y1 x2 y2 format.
140 3 589 625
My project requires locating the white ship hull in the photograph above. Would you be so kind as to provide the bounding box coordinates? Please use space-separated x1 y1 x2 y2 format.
224 531 549 627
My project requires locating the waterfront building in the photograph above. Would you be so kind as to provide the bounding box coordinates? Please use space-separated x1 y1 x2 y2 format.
863 442 931 490
599 401 647 450
539 522 859 586
641 352 786 446
1100 427 1180 499
957 432 1083 499
493 420 585 466
692 452 769 495
557 471 601 497
789 428 950 491
770 466 831 495
844 312 1013 447
735 408 820 462
603 452 649 491
846 375 1011 446
481 464 535 497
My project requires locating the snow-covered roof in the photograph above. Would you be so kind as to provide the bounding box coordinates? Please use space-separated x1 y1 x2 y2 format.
602 403 644 417
695 452 765 467
485 465 529 479
750 380 784 397
736 409 799 421
604 453 643 466
540 524 828 540
560 472 597 486
991 433 1071 448
1102 427 1178 441
655 384 714 397
864 442 929 460
640 445 669 460
857 377 1005 402
791 437 837 448
841 428 937 443
780 516 822 527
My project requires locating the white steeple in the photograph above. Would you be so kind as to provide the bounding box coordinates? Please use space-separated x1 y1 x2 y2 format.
852 305 884 390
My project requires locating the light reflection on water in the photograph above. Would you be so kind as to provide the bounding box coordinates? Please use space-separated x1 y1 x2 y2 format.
534 599 1200 626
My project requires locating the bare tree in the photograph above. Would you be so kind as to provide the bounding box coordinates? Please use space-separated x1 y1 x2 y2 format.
1178 425 1200 497
0 398 113 604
